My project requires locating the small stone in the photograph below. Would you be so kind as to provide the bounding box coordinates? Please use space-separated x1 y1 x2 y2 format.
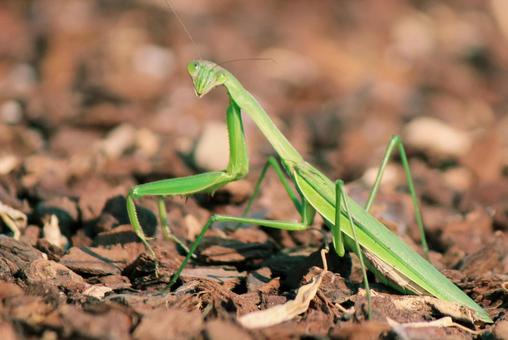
82 285 112 299
98 124 136 159
194 121 229 171
35 239 65 261
0 154 19 175
442 167 474 193
135 128 160 157
362 164 402 189
403 117 472 159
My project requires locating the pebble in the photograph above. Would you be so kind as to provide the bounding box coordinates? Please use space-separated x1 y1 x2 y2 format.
0 155 19 175
194 121 230 171
403 117 472 159
133 44 175 80
98 124 136 159
0 100 23 124
442 167 473 192
361 164 402 189
82 285 112 299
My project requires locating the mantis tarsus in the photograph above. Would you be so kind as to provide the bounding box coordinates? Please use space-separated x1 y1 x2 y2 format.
126 60 492 323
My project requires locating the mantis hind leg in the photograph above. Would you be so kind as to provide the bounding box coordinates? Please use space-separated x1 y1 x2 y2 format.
365 135 429 256
127 98 249 257
334 180 372 319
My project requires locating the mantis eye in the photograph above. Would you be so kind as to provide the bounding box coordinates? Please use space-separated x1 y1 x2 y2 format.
187 61 200 76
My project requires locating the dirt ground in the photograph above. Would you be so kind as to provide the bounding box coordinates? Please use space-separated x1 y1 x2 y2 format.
0 0 507 339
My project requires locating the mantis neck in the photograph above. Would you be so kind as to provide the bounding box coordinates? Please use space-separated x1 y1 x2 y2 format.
224 74 304 166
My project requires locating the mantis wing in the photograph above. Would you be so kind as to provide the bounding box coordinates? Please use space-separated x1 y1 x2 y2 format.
293 164 492 323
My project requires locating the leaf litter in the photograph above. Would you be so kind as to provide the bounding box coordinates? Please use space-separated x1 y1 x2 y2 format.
238 249 328 329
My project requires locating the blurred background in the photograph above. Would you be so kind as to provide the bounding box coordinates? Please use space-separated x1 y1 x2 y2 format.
0 0 508 251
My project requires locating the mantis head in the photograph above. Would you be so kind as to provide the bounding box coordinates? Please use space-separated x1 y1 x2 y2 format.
187 60 227 97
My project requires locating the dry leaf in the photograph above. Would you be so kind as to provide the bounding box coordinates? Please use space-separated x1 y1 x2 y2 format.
0 200 27 240
42 214 69 249
237 271 324 329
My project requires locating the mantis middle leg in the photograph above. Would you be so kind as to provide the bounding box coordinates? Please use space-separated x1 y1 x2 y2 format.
333 179 372 318
165 214 314 290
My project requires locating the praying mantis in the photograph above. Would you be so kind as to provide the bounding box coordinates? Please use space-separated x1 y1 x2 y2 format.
126 60 492 323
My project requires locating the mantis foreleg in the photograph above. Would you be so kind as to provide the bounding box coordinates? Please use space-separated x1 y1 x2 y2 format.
127 99 249 257
364 135 429 256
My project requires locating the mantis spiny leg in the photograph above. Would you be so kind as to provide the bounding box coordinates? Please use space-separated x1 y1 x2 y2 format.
127 98 248 258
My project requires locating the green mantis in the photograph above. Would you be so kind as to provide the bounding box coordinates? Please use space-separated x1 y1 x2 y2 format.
126 60 492 323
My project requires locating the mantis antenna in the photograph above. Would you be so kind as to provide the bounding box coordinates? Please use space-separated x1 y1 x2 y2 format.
164 1 277 67
163 0 203 60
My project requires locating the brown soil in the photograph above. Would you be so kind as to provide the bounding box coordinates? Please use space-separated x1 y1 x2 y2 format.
0 0 506 339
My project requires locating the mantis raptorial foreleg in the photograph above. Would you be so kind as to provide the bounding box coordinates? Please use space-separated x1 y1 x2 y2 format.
156 197 190 252
334 179 372 318
364 135 429 256
127 99 249 257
